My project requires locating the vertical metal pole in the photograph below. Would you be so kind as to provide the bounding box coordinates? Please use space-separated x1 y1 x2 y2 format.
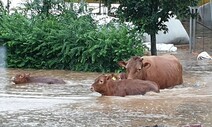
189 7 194 53
189 6 198 53
99 0 101 14
192 17 196 52
189 9 193 53
192 8 198 52
210 0 212 28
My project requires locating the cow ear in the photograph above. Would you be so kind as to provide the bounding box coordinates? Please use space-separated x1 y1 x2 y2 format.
106 75 112 80
138 57 144 65
143 62 151 69
118 61 127 68
139 57 151 69
25 73 30 77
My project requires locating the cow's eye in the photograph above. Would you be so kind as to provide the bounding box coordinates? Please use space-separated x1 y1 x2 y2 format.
137 68 141 72
99 80 103 84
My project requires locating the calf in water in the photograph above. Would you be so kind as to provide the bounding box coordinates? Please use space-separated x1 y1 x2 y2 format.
11 73 66 84
90 74 159 97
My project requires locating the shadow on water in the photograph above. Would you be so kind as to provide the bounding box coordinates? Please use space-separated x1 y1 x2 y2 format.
0 50 212 126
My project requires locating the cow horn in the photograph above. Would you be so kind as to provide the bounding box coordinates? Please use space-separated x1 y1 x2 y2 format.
140 57 144 61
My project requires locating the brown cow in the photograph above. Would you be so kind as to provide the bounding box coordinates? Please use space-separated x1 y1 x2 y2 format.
11 73 66 84
118 55 183 89
90 74 160 97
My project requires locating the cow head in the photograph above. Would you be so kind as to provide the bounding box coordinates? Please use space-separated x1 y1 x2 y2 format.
118 56 151 79
90 74 110 93
11 73 30 84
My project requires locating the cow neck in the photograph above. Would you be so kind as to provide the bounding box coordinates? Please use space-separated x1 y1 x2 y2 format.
99 84 110 96
141 59 148 80
141 69 147 80
105 80 116 96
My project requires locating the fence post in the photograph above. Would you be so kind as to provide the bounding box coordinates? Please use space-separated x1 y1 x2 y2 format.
189 6 198 53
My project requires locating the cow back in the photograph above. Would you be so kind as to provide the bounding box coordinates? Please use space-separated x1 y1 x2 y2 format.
142 55 183 89
125 55 183 89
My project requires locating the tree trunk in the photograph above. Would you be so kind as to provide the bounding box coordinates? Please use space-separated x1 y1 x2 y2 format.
6 0 10 14
107 0 111 15
42 0 51 17
150 33 157 55
99 0 102 14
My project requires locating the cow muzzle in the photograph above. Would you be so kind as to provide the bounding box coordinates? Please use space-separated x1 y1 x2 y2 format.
90 86 95 92
10 77 16 84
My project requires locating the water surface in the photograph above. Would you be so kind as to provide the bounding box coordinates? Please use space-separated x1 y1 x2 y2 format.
0 54 212 127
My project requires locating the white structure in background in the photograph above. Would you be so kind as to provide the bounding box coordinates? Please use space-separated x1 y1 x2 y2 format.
197 51 212 60
89 3 119 15
1 0 25 11
143 17 190 52
199 1 212 29
143 17 190 44
144 43 177 52
91 14 118 25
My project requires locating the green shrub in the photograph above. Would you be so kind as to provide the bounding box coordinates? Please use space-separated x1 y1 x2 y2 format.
74 23 145 72
1 11 146 72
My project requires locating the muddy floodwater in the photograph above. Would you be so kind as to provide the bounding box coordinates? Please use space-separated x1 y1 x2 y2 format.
0 51 212 127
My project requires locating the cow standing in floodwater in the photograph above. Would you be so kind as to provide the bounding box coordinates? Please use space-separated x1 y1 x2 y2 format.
11 73 66 84
118 55 183 89
90 74 159 97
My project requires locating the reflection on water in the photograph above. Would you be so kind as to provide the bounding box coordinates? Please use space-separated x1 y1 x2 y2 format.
0 57 212 126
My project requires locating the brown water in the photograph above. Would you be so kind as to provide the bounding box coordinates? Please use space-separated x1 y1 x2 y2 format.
0 54 212 127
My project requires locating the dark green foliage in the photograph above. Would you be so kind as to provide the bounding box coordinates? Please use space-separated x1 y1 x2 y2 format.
0 0 3 12
0 10 145 72
173 0 199 20
74 23 145 72
0 0 6 18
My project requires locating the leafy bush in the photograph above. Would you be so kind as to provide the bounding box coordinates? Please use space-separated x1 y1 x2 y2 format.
74 23 145 72
1 11 146 72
